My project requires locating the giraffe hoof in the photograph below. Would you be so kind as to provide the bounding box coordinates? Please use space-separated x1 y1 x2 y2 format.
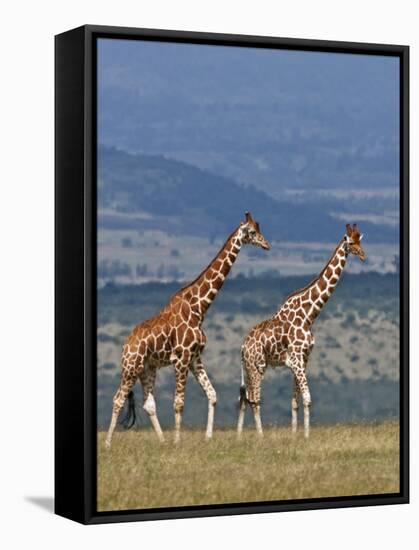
105 439 111 450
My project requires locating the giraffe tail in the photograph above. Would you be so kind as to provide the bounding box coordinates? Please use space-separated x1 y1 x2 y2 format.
238 358 248 409
239 384 248 409
119 390 137 429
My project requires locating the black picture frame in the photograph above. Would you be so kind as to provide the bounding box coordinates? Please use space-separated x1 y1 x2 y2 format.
55 24 409 525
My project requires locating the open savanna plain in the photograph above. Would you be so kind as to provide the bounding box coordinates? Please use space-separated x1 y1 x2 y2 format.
97 422 399 511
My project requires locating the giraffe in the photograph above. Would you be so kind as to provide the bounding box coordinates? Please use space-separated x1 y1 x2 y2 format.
105 212 270 448
237 223 366 439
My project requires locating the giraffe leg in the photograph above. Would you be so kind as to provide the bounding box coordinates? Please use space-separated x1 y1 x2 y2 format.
291 376 300 434
252 404 263 436
190 360 217 440
139 366 165 443
247 372 264 437
298 375 311 439
173 353 190 444
288 351 311 439
105 366 140 449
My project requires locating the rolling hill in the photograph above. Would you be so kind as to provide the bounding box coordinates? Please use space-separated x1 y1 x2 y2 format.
98 146 398 244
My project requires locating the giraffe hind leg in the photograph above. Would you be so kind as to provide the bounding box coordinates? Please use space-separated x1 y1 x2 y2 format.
248 377 264 437
105 369 139 449
173 351 191 444
252 404 263 436
190 361 217 440
241 351 265 436
139 365 165 442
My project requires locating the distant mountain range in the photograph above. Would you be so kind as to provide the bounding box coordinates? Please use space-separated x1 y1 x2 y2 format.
98 146 398 244
98 40 399 196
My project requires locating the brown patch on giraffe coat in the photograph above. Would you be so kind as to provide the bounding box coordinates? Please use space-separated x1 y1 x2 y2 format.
211 260 222 272
318 277 327 291
300 292 310 303
310 287 319 301
181 301 190 319
220 262 230 277
325 266 333 279
213 275 224 287
302 301 311 314
200 281 210 295
184 290 193 301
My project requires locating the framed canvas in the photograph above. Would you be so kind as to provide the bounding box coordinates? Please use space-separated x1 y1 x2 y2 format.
55 25 409 524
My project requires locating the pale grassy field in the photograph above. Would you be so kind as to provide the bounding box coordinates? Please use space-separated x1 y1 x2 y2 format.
97 422 399 511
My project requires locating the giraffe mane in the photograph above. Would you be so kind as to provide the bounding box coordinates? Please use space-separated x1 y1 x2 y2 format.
282 237 346 302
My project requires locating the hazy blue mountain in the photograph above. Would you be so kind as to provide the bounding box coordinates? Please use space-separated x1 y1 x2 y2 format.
98 39 399 197
98 146 397 244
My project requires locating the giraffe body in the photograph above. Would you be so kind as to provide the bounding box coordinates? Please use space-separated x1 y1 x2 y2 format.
106 212 270 448
237 224 366 438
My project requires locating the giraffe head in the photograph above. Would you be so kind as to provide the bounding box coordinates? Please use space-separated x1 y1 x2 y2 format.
345 223 366 262
239 211 271 250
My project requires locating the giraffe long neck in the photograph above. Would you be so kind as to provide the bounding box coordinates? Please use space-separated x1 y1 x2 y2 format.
277 237 348 325
181 228 243 318
304 238 348 323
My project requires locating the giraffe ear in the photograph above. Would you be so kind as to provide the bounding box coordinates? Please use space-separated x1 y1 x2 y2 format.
255 221 260 232
359 233 363 241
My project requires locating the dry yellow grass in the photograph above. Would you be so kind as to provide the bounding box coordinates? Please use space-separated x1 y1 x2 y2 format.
97 421 399 512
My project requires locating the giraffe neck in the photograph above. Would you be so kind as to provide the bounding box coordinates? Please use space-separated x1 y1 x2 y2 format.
304 237 348 322
180 227 243 318
277 237 348 324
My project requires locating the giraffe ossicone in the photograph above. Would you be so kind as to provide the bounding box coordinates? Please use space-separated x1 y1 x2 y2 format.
237 223 366 439
105 212 270 448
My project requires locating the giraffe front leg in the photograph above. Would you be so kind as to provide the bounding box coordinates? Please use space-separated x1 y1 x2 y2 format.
173 354 190 444
288 352 311 439
303 390 311 438
291 377 300 434
190 361 217 440
139 366 165 443
298 374 311 439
